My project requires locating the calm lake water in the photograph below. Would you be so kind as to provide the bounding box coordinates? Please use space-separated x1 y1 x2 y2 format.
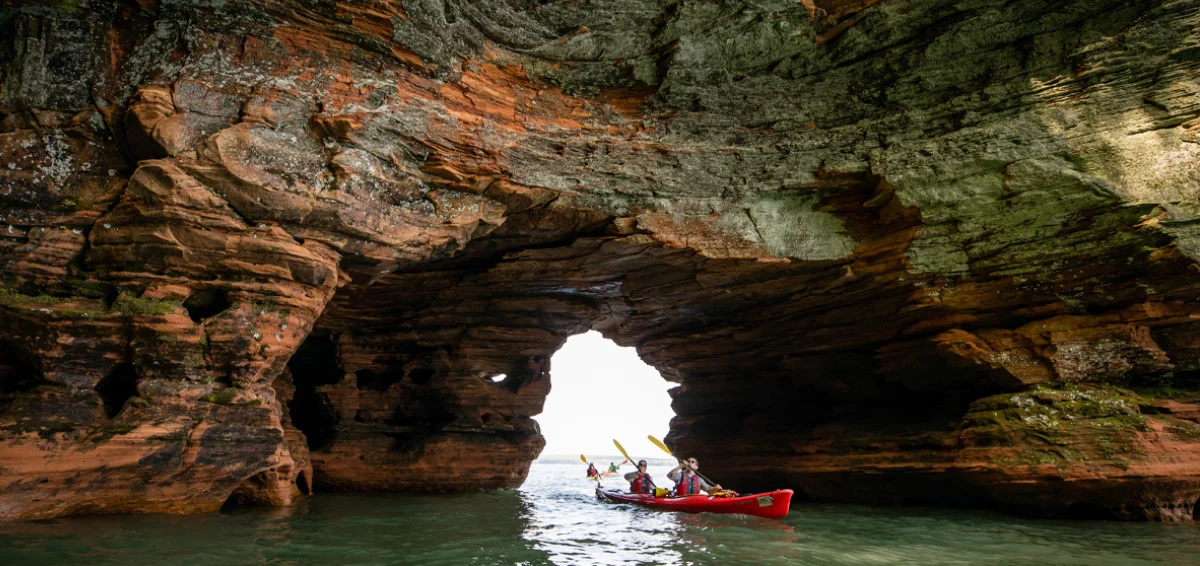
3 457 1199 565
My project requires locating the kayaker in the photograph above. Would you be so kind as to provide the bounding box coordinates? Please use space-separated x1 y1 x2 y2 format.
623 460 656 494
586 463 600 478
668 457 721 495
608 462 619 473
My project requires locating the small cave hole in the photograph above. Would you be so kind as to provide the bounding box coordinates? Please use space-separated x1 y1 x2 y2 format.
355 368 403 392
408 367 435 385
183 288 231 323
95 363 139 419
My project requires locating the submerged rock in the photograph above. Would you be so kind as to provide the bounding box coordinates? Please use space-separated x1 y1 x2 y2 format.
1 0 1199 521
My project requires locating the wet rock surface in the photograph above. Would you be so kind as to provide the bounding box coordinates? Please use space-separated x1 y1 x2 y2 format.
1 0 1199 521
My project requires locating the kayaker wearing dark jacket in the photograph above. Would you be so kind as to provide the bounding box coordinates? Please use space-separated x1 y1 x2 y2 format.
624 460 656 494
667 457 722 495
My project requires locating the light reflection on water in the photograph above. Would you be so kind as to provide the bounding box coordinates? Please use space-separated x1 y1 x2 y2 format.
2 459 1198 565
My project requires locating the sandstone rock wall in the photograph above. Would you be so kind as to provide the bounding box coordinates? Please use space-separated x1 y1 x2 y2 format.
1 0 1199 520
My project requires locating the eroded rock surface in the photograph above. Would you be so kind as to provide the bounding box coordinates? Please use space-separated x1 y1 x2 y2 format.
2 0 1200 521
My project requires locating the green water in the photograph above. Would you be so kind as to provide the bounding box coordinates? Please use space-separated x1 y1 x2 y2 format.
3 458 1199 565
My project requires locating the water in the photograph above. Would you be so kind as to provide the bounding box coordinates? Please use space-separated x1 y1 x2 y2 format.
3 457 1199 565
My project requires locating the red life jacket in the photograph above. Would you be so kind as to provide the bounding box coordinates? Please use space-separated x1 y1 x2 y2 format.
630 473 653 494
675 472 700 495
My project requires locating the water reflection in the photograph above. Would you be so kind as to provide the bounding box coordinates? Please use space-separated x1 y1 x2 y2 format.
2 459 1199 566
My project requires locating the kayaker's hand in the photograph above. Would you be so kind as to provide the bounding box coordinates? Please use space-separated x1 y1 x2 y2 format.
713 485 722 491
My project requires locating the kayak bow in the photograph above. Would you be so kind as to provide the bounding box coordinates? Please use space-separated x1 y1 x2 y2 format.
596 487 793 520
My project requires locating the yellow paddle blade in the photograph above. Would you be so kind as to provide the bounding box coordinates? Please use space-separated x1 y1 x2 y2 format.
580 454 588 463
613 439 635 464
647 435 673 457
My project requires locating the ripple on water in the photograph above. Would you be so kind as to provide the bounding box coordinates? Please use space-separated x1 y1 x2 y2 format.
2 460 1198 565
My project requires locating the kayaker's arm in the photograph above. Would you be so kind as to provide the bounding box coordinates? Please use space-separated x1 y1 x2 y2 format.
623 471 638 481
699 478 723 493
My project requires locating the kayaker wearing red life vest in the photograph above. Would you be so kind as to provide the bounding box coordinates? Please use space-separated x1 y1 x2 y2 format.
586 463 600 478
623 460 656 494
667 457 722 496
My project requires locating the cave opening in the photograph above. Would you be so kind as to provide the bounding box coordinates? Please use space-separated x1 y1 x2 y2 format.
534 331 675 461
0 339 37 394
95 362 139 419
0 340 40 413
296 469 311 495
287 331 343 451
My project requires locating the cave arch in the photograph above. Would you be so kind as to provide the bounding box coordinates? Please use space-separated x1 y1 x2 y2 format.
275 201 1127 509
222 465 298 509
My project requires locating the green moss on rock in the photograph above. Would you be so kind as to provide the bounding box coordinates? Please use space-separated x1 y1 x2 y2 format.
87 421 138 443
111 293 181 316
964 383 1150 470
65 278 113 300
0 284 68 307
201 388 238 405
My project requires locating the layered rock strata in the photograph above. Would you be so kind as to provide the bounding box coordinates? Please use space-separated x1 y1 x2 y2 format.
2 0 1200 521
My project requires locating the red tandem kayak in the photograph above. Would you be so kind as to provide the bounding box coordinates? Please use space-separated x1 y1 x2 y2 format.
596 488 794 519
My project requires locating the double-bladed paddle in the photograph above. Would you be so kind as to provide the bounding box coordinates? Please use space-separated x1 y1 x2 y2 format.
580 454 601 482
613 439 661 494
647 435 730 495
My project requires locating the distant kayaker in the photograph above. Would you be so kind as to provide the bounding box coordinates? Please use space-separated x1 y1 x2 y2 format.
668 457 721 495
586 463 600 478
624 460 656 494
608 462 619 473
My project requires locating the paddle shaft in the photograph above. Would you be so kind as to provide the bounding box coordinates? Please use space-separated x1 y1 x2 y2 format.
613 440 659 490
648 435 723 491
